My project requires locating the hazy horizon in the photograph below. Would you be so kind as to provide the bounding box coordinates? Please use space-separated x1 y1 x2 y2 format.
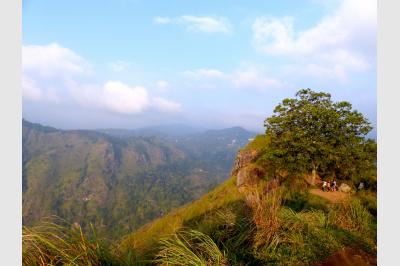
22 0 376 134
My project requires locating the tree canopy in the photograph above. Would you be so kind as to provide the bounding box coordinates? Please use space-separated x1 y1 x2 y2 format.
262 89 376 185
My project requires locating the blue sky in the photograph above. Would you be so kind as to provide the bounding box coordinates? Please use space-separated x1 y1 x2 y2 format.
22 0 376 133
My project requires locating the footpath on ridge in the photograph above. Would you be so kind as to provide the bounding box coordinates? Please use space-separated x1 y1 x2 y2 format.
309 188 350 203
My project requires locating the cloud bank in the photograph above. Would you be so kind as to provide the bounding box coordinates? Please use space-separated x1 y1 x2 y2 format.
22 43 182 114
182 65 283 91
251 0 376 81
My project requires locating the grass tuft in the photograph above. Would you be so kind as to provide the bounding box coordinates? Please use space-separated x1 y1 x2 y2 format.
22 216 124 266
154 229 229 266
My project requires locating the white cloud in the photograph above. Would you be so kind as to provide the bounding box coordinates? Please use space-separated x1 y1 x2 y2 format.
283 63 347 83
179 15 232 34
101 81 149 114
153 15 232 34
232 67 283 91
69 81 149 114
153 16 172 24
71 80 184 114
182 65 284 91
22 43 91 102
23 43 91 79
251 0 376 79
22 77 43 101
23 43 182 114
152 97 182 112
108 60 131 72
155 80 170 92
182 68 226 79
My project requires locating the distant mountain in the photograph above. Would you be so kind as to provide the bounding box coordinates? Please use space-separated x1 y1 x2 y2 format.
22 120 256 238
97 124 206 139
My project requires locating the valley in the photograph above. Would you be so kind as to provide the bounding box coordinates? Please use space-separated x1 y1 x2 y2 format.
22 119 256 239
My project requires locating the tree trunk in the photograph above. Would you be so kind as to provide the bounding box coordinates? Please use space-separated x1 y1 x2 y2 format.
311 163 317 186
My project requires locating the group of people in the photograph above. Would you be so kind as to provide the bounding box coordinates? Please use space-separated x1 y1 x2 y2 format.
322 180 338 192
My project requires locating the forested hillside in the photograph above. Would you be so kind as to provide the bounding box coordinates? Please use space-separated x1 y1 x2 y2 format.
22 90 377 266
22 120 255 238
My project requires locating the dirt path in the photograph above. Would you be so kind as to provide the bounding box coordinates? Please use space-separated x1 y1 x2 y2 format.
313 247 376 266
309 188 350 203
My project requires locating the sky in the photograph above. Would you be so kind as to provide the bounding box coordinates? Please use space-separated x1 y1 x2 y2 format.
22 0 377 133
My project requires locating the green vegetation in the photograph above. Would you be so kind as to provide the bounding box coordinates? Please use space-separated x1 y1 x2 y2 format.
23 120 254 239
22 89 377 265
263 89 376 185
154 229 229 266
118 178 243 255
117 181 374 265
23 217 120 266
23 179 376 265
240 134 270 153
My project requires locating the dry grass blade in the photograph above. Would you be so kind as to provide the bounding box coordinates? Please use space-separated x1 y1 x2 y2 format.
22 216 116 266
154 229 229 266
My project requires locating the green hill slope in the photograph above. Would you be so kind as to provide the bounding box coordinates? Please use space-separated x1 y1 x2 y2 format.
116 134 377 265
23 90 377 265
22 120 255 239
119 177 244 255
23 133 377 265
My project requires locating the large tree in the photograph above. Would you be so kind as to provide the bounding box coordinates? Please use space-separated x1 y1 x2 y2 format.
263 89 374 185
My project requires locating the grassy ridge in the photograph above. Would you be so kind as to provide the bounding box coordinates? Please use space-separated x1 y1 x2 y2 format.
22 129 376 265
22 177 377 265
118 177 243 256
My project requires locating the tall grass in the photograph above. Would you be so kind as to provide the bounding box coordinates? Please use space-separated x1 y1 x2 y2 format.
22 216 121 266
244 184 283 249
154 229 229 266
328 198 373 233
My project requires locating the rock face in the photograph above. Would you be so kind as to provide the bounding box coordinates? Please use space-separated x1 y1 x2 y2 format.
339 183 352 193
231 149 259 177
237 165 265 188
231 148 263 191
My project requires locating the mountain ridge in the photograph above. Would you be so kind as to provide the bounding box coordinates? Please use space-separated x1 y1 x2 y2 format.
22 119 256 239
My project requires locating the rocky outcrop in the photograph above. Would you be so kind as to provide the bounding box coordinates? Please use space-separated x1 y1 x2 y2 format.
231 149 260 177
237 164 265 188
231 148 264 191
339 183 352 193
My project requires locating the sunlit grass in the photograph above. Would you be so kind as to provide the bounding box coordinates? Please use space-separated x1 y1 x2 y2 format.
22 216 122 266
154 229 229 266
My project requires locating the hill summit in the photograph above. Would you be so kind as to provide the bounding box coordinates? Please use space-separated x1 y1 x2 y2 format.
22 89 377 265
